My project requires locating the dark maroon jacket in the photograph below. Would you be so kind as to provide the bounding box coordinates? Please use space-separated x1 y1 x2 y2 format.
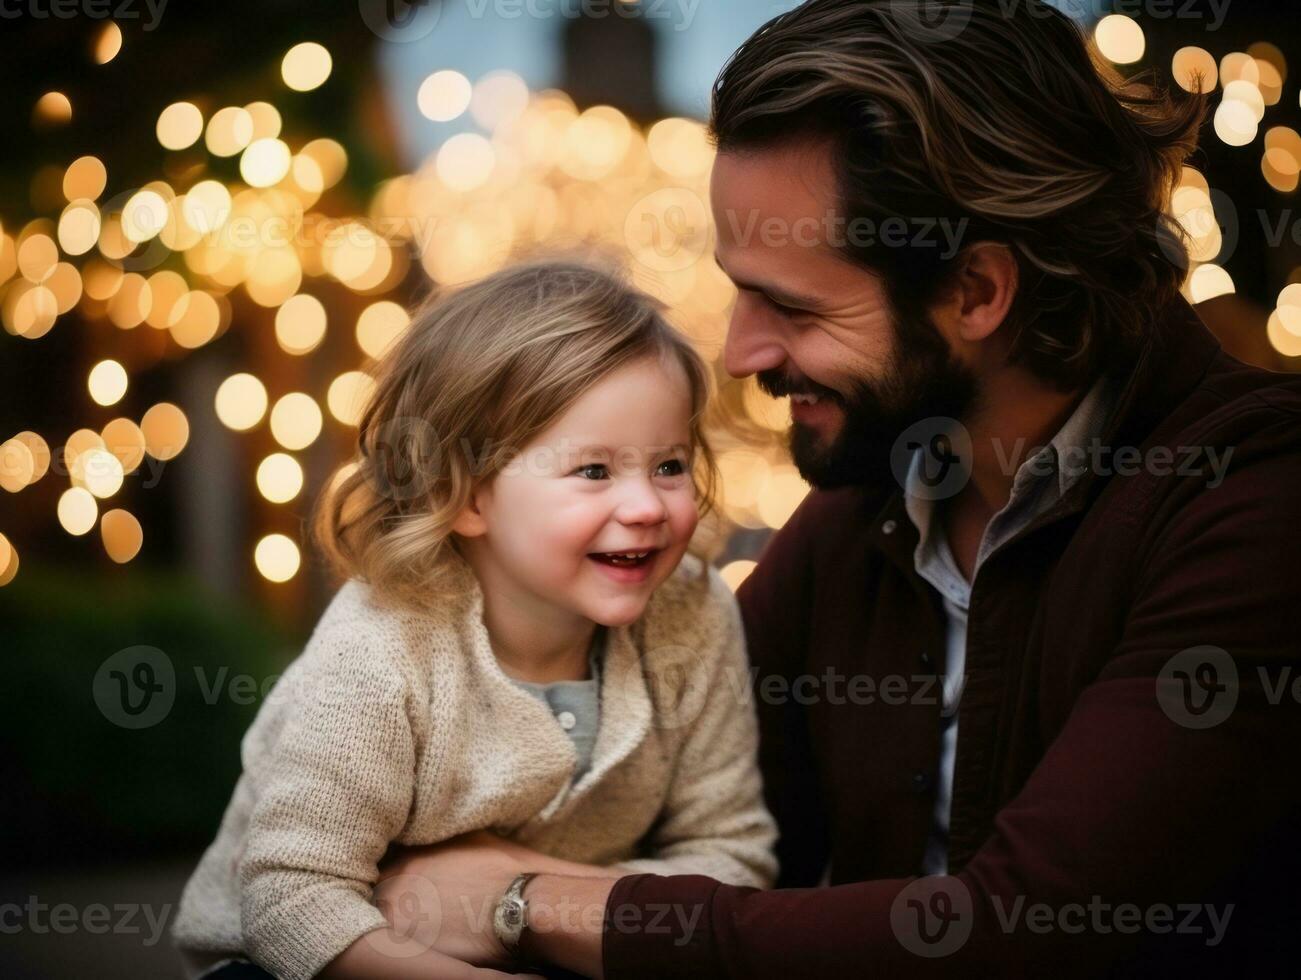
601 297 1301 977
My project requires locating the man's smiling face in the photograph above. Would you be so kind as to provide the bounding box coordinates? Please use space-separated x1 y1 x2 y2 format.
710 137 976 489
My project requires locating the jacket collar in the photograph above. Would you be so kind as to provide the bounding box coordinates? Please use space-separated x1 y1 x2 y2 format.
866 296 1224 574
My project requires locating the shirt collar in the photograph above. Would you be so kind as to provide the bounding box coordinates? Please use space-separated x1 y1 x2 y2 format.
1043 374 1114 498
903 373 1114 507
902 373 1115 579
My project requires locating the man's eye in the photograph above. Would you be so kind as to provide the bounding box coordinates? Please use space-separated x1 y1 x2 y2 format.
657 459 687 477
576 463 608 480
765 294 801 316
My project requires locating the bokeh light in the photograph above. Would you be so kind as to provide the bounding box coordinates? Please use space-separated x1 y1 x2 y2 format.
88 359 128 406
418 70 473 122
140 403 189 460
156 101 204 150
255 533 301 582
1095 15 1145 65
256 453 305 503
269 393 323 451
281 42 332 92
101 509 144 563
215 373 269 431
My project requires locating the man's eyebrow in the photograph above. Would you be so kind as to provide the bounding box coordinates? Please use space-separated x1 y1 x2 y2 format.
713 252 824 310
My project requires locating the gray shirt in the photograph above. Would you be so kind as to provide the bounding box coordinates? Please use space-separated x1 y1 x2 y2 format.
903 377 1114 875
509 626 606 781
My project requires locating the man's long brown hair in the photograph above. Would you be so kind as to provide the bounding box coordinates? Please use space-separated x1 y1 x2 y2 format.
710 0 1207 388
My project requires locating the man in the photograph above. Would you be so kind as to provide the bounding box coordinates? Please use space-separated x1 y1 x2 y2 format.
379 1 1301 976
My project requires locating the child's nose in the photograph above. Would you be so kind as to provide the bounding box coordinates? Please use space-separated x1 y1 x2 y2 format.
615 479 669 525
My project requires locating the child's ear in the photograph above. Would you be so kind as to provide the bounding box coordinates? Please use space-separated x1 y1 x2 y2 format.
450 491 488 538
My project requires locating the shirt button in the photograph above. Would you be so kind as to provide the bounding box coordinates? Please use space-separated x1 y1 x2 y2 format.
920 651 933 668
911 770 933 794
556 710 577 731
882 519 897 535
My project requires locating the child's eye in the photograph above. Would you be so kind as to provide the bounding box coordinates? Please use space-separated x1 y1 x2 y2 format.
575 460 686 480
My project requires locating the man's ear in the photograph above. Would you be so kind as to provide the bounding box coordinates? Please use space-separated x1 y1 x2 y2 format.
931 241 1018 344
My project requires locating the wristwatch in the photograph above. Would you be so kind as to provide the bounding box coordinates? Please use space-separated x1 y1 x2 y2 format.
493 872 540 960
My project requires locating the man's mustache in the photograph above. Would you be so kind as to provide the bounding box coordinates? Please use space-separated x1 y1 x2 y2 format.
756 370 842 403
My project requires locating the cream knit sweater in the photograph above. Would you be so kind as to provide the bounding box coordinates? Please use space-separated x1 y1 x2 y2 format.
171 552 777 980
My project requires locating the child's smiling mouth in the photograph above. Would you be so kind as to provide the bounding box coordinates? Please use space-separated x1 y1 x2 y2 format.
587 548 663 581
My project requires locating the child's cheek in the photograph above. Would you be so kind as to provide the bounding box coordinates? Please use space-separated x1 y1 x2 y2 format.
672 493 701 544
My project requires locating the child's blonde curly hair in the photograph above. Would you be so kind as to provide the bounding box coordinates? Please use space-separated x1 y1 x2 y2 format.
312 259 723 612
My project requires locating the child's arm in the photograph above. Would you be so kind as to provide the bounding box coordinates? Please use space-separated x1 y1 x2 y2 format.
613 569 779 888
319 940 538 979
236 630 431 980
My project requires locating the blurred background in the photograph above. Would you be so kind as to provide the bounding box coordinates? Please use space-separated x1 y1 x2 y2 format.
0 0 1298 975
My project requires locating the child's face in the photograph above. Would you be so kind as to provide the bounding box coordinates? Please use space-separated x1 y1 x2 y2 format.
457 354 701 627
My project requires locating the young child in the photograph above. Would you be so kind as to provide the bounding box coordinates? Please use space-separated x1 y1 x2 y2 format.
171 260 778 980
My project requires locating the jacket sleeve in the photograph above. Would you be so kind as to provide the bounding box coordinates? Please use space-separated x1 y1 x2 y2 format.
237 629 418 980
601 443 1301 978
615 566 779 889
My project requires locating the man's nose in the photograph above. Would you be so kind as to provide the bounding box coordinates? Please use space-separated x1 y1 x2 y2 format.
722 292 787 379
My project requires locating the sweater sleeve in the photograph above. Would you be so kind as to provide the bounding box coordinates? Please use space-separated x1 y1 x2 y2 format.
615 566 779 889
237 623 418 980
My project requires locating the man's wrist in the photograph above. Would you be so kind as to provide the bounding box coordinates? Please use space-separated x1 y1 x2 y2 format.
516 872 618 980
493 871 540 962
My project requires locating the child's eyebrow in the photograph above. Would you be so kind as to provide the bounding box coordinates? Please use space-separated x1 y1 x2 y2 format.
572 443 692 457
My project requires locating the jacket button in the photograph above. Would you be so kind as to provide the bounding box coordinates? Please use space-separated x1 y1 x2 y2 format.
882 519 897 535
920 651 933 668
911 770 933 794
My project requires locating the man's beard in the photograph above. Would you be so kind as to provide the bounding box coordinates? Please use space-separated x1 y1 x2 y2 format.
762 313 979 490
